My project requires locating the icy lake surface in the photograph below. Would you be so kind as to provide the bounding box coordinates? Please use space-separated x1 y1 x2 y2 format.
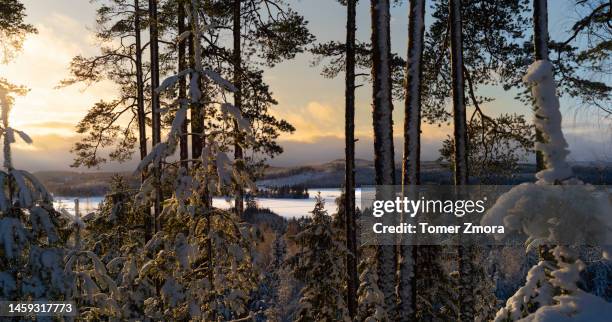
54 188 361 219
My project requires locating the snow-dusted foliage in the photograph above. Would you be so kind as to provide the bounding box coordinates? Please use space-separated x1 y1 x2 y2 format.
494 247 612 321
473 247 500 322
288 195 350 321
0 78 73 302
482 60 612 320
84 1 262 319
60 176 148 321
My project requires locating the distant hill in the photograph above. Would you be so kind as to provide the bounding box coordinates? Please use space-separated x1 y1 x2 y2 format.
259 159 612 187
34 171 139 197
33 160 612 196
259 159 458 187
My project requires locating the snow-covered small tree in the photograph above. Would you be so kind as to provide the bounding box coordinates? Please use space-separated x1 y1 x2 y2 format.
414 246 459 321
473 247 499 322
356 246 389 322
0 78 73 302
288 195 350 322
254 233 288 321
69 175 150 320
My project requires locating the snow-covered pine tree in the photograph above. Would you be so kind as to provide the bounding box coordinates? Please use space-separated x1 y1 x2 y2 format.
288 195 350 322
257 233 288 321
414 246 459 321
357 246 389 322
197 0 312 215
0 78 73 303
73 175 152 320
109 1 260 319
482 35 612 321
472 246 499 322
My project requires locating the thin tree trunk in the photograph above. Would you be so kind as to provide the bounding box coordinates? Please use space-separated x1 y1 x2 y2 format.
398 1 425 320
135 0 147 165
371 0 397 315
233 0 244 218
149 0 161 234
178 0 189 170
344 0 358 318
134 0 151 242
533 0 548 172
449 0 474 320
189 27 204 165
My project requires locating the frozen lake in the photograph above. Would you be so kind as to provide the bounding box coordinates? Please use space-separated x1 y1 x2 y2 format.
54 188 361 219
214 188 362 218
54 196 103 216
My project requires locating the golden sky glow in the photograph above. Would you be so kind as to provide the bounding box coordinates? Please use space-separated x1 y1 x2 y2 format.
0 0 610 171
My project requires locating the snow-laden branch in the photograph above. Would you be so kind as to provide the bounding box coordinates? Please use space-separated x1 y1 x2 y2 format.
523 60 572 184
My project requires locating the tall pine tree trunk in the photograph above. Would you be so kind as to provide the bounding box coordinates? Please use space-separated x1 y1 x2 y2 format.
134 0 151 242
449 0 474 320
149 0 161 234
344 0 358 317
233 0 244 218
533 0 548 172
402 2 424 187
178 0 189 170
398 1 425 320
450 0 468 186
370 0 397 314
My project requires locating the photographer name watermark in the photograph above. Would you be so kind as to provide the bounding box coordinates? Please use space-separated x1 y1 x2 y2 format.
360 185 612 246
